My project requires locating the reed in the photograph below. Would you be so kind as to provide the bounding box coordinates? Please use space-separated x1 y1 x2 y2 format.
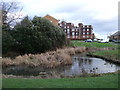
2 47 87 68
65 48 75 55
75 47 86 53
2 58 13 67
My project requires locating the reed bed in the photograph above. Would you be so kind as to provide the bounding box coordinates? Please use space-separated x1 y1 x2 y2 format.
2 47 87 68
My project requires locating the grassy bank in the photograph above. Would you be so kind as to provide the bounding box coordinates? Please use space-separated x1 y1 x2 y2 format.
2 73 119 88
69 41 118 48
89 49 120 63
69 41 119 63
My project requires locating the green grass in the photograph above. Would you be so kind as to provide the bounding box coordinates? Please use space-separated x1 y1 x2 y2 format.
92 49 120 60
2 73 118 88
69 41 118 48
69 40 120 62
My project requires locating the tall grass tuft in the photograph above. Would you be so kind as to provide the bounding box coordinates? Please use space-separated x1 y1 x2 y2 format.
75 47 86 53
2 47 87 68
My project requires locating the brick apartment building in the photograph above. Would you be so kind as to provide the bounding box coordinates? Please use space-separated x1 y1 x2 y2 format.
44 15 95 40
58 21 95 40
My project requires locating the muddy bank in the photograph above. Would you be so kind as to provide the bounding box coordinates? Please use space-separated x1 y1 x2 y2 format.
2 47 87 68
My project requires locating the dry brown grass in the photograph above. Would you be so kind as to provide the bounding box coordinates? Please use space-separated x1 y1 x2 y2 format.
2 58 13 67
2 47 87 68
64 48 75 55
75 47 86 53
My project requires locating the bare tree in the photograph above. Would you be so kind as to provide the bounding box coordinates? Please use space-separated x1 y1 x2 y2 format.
1 1 23 27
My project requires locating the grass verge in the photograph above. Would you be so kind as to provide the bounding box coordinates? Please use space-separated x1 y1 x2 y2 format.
69 41 118 48
2 73 119 88
88 46 120 63
70 41 120 63
91 50 119 60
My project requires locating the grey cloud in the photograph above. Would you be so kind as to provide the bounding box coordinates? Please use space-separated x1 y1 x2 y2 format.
91 18 117 36
55 6 81 14
69 13 117 36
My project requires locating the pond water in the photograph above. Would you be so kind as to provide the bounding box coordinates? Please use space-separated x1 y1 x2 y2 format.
3 54 120 77
62 54 120 76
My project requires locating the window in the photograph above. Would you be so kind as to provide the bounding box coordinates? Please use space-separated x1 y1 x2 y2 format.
87 29 89 31
83 29 86 31
83 36 85 38
83 32 85 35
87 36 89 38
67 29 69 32
68 35 70 38
72 32 74 36
76 33 78 36
72 28 74 31
87 32 89 35
68 32 70 35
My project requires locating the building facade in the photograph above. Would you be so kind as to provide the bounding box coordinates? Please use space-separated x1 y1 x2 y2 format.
44 15 95 40
58 21 95 40
108 31 120 41
43 14 59 26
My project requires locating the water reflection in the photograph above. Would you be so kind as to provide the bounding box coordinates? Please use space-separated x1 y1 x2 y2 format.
2 54 120 77
62 55 120 76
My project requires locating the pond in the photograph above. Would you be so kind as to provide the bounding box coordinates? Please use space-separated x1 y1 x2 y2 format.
3 53 120 77
63 54 120 76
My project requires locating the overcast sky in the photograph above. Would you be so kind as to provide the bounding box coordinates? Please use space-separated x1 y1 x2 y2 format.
5 0 119 40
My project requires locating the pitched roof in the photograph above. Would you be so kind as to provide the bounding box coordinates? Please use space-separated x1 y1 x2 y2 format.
111 31 120 36
44 14 58 21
